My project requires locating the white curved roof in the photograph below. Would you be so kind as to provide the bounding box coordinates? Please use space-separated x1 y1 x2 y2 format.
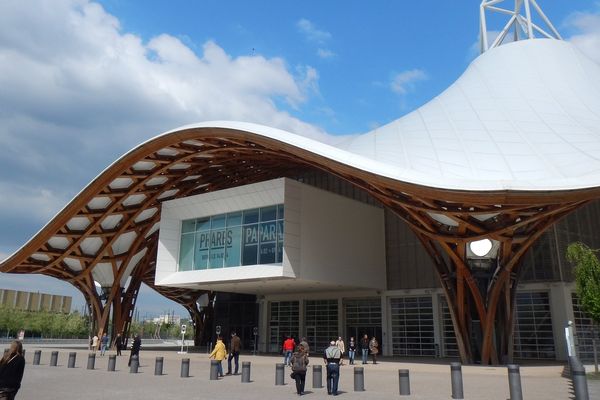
163 39 600 192
340 39 600 191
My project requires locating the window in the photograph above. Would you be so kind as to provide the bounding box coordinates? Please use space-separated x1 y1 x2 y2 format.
178 205 284 270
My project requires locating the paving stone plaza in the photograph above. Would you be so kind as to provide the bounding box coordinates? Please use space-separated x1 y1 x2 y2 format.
15 344 600 399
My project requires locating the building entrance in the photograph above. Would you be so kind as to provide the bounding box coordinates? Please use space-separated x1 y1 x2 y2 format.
344 298 382 353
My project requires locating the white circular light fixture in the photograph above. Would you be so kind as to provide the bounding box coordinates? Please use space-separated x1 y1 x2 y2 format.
469 239 493 257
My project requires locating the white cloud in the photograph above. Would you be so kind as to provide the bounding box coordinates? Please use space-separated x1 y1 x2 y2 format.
565 7 600 64
0 0 335 249
317 48 336 59
0 0 337 297
297 18 332 44
390 69 428 95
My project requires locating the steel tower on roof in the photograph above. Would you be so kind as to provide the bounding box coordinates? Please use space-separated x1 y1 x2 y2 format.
479 0 562 53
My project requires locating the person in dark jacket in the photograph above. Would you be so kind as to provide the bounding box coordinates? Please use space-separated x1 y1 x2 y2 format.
114 333 123 356
290 345 309 395
128 334 142 366
360 334 370 364
226 332 242 375
0 340 25 400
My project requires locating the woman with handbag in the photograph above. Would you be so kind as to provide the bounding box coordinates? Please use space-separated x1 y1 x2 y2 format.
0 340 25 400
290 345 309 395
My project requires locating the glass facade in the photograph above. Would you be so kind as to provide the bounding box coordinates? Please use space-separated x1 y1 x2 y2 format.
513 292 555 359
268 301 299 353
178 204 284 271
305 300 339 354
572 293 600 362
390 296 436 356
439 296 459 358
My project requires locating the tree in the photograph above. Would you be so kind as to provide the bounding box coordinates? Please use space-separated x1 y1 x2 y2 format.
566 242 600 324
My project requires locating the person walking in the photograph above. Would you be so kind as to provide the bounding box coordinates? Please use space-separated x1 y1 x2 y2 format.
290 345 309 395
369 336 379 364
128 334 141 367
282 335 295 366
323 340 342 396
209 335 227 377
100 333 109 356
114 333 123 356
347 337 356 365
335 337 345 365
91 334 99 353
226 332 241 375
0 340 25 400
360 334 369 364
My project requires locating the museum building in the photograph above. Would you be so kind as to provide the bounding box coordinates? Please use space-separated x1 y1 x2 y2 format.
2 1 600 364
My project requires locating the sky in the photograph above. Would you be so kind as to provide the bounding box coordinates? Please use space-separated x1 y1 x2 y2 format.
1 0 600 318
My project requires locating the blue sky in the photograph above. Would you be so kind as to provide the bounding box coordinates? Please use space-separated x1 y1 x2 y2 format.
1 0 599 317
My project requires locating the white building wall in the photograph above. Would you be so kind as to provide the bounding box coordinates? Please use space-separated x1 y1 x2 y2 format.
155 178 386 292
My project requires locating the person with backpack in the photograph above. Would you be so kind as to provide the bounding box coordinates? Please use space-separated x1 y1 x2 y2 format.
290 345 309 395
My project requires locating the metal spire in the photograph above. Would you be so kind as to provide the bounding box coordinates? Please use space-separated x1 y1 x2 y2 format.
479 0 562 54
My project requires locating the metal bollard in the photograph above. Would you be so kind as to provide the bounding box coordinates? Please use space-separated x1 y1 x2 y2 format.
68 352 76 368
108 355 116 371
33 350 41 365
507 364 523 400
275 363 285 385
241 361 251 383
155 357 164 376
571 357 590 400
3 349 7 357
450 362 464 399
181 358 190 378
354 366 365 391
130 355 139 373
210 360 219 380
50 351 59 367
399 369 410 395
312 364 323 388
87 353 96 370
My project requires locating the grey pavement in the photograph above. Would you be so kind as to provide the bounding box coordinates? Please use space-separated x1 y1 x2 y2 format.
14 345 599 399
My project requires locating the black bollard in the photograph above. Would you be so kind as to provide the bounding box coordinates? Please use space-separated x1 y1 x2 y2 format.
50 351 58 367
450 362 464 399
312 364 323 388
275 363 285 385
507 364 523 400
108 355 116 372
155 357 164 376
399 369 410 395
181 358 190 378
22 349 25 358
210 360 219 380
241 361 251 383
354 366 365 391
33 350 41 365
129 355 139 373
571 357 590 400
68 352 76 368
87 353 96 370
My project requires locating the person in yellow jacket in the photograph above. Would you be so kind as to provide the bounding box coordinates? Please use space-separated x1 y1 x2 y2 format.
209 335 227 377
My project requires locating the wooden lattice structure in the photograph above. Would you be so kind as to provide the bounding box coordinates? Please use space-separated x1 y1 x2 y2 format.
1 126 599 363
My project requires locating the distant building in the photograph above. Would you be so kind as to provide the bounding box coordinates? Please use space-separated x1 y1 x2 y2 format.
0 288 72 313
150 314 182 325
